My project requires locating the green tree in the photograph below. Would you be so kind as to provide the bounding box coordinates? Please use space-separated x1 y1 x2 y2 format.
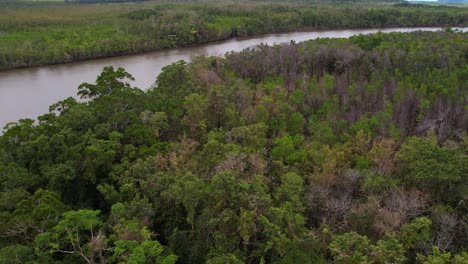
287 112 306 135
0 245 35 264
271 134 307 164
274 172 304 210
35 209 105 263
330 232 371 264
400 217 433 253
182 93 208 138
78 66 135 99
396 137 466 203
371 233 406 264
153 61 192 119
1 189 67 245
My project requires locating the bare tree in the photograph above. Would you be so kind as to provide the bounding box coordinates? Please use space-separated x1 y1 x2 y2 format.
384 188 428 219
434 213 458 251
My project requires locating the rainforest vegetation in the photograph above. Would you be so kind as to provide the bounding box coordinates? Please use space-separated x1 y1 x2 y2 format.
0 1 467 70
1 30 467 263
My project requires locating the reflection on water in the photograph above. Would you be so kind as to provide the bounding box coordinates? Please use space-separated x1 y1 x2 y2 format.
0 27 466 128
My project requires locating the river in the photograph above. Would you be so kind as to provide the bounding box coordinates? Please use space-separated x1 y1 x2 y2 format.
0 27 466 128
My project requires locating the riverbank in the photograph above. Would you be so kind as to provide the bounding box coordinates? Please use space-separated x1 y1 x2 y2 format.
0 26 462 72
0 1 467 70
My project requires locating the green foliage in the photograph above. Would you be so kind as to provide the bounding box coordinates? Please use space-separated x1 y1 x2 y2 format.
206 253 243 264
274 172 304 208
0 244 34 264
417 248 468 264
229 123 268 151
35 209 104 263
271 134 307 164
371 233 406 264
418 247 452 264
78 66 135 99
361 174 400 194
351 33 383 50
153 61 192 119
330 232 371 264
54 209 102 231
396 137 467 203
183 93 208 138
331 232 406 264
0 163 39 192
287 112 306 135
1 30 468 263
126 9 157 20
1 189 67 245
400 217 433 251
112 238 177 264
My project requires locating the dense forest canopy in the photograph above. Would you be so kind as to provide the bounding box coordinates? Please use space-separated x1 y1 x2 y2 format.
0 1 467 70
1 30 467 263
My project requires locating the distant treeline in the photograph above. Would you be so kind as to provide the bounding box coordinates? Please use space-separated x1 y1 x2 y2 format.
438 0 468 3
66 0 147 3
0 2 467 70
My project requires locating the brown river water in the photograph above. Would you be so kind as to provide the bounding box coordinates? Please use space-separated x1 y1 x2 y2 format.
0 27 466 128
